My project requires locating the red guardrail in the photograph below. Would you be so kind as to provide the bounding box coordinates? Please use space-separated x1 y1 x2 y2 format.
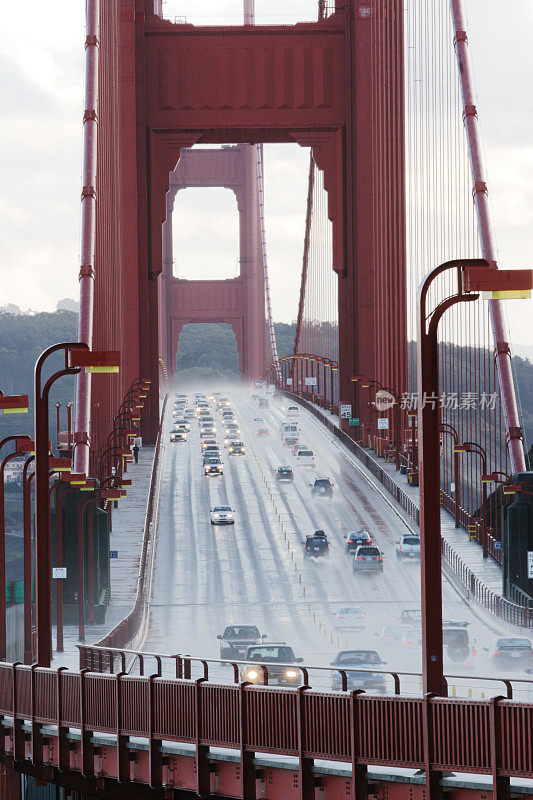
0 663 531 785
82 394 168 660
283 392 533 628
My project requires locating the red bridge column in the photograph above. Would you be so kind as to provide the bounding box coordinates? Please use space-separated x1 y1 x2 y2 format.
237 145 266 381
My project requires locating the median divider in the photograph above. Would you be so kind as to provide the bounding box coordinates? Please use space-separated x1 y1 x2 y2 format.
246 435 344 649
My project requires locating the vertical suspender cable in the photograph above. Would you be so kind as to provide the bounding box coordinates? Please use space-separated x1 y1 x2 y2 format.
450 0 525 474
74 0 99 477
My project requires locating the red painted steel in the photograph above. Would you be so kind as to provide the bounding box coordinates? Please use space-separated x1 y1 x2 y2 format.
74 0 99 478
450 0 525 474
160 145 266 379
34 344 85 667
0 662 531 797
0 447 29 661
91 0 405 451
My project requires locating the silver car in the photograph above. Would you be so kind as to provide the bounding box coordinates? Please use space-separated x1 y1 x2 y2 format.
395 534 421 560
352 545 383 573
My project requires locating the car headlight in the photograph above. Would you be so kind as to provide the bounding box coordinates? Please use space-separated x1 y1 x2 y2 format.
246 669 259 680
213 514 220 519
285 669 299 679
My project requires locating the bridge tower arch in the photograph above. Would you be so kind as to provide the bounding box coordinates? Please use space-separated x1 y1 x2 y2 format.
159 145 265 380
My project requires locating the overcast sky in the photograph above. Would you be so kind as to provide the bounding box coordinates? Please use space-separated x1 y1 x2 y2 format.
0 1 532 345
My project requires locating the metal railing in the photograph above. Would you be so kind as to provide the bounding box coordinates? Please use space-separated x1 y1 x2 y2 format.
1 661 532 788
282 391 533 627
76 644 533 700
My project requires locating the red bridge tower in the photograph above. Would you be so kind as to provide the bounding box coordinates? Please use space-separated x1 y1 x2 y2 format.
159 145 266 380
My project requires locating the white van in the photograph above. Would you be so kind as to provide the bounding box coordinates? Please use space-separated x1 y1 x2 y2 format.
287 406 300 418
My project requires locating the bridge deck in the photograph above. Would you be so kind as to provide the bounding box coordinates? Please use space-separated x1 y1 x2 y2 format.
310 403 505 598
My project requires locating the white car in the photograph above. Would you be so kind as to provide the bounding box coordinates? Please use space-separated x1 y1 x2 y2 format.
173 418 190 431
286 406 300 417
332 606 365 630
210 506 235 525
295 448 316 467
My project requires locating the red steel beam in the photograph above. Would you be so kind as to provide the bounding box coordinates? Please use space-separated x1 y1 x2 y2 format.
74 0 99 477
451 0 526 473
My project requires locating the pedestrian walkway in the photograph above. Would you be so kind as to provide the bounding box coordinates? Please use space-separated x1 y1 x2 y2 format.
51 445 155 671
303 401 505 598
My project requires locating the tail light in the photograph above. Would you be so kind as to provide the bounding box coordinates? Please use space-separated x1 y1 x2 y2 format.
373 556 383 561
326 546 329 552
348 539 354 544
312 456 315 460
399 547 403 551
356 557 363 560
471 647 477 656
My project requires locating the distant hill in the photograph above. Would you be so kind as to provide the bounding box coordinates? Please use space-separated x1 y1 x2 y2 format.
0 312 530 459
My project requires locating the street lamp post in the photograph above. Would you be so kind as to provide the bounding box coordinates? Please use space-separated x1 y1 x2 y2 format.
34 343 119 666
22 456 35 664
76 488 99 641
55 403 61 451
456 441 488 556
417 258 532 702
0 438 32 660
53 483 78 653
66 402 74 453
440 423 461 528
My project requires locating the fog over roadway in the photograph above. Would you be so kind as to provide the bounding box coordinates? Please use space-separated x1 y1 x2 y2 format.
142 386 533 699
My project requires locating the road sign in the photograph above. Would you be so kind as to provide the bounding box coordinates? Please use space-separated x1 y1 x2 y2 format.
340 404 352 419
305 376 317 386
528 551 533 579
494 541 502 551
377 417 389 430
52 567 67 579
110 550 119 559
286 378 293 386
349 418 360 427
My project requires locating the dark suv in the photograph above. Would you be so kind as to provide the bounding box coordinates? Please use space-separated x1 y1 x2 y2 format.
344 530 372 553
442 624 476 664
310 477 334 498
303 531 329 558
217 625 265 660
276 466 294 482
